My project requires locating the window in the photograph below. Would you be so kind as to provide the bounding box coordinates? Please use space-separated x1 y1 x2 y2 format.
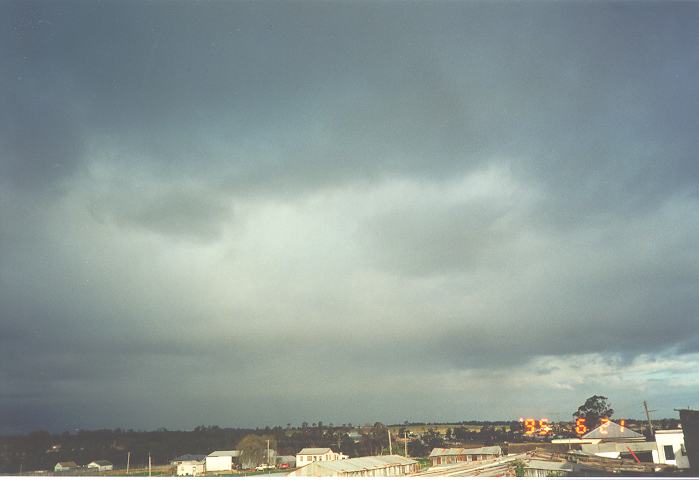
664 445 675 460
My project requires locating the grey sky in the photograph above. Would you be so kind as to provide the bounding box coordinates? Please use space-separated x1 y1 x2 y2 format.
2 0 699 434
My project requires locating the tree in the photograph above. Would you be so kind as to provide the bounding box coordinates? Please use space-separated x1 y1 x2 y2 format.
512 459 526 477
237 434 276 469
573 395 614 429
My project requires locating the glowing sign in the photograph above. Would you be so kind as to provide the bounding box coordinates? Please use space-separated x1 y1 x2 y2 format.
520 417 627 437
521 418 553 436
539 418 552 435
574 417 625 436
575 417 587 435
524 418 537 435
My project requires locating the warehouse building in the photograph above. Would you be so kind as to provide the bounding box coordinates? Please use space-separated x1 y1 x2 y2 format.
206 450 240 472
288 454 418 477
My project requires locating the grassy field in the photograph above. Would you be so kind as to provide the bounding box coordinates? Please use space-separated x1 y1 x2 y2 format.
102 466 173 476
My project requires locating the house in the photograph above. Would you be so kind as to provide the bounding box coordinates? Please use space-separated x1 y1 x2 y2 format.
296 447 348 468
172 454 207 476
655 429 690 468
172 454 207 465
582 420 645 442
429 446 502 466
87 460 114 471
54 461 79 472
205 450 240 472
288 455 418 477
176 458 206 476
347 431 363 443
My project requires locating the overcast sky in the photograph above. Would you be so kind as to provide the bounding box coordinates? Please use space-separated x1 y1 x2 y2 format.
2 0 699 435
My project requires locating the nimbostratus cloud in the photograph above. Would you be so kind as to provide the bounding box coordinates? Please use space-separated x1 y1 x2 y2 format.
1 0 699 433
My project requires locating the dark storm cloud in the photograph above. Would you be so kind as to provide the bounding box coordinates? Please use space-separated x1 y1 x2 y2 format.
2 0 699 433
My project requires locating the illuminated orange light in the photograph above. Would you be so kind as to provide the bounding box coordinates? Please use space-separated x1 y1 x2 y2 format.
540 418 551 435
600 417 610 435
575 418 587 436
524 419 536 435
619 419 625 432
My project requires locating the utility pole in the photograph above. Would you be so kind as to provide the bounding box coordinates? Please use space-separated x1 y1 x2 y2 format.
126 452 130 474
388 429 393 455
404 430 408 457
267 439 270 468
148 452 152 477
643 400 655 437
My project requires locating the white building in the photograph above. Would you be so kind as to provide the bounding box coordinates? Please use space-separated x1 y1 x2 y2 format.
176 460 206 476
87 460 113 471
205 450 240 472
655 429 690 469
54 461 78 472
296 448 348 468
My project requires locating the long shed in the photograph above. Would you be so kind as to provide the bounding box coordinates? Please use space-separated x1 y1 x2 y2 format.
429 446 502 466
288 455 418 477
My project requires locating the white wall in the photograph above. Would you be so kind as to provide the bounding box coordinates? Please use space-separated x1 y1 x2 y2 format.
176 462 205 476
656 431 690 469
296 450 344 468
206 456 232 472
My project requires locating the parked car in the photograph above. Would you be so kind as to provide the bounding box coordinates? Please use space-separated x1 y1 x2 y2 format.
255 464 273 471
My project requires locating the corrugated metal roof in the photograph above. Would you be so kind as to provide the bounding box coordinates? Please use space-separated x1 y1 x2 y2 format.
429 448 463 456
208 450 240 457
463 446 502 455
298 448 332 455
298 455 416 474
526 460 577 472
581 441 657 454
583 421 644 439
89 460 112 466
173 454 207 462
429 446 502 457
